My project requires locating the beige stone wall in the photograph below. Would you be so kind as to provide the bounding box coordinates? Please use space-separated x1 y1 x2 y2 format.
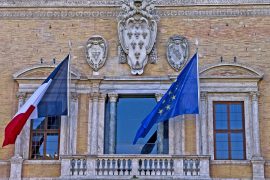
210 164 252 178
77 94 89 154
265 164 270 178
0 163 10 178
22 163 61 177
0 4 270 179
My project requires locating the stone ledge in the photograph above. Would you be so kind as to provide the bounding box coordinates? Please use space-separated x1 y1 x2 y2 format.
0 0 269 7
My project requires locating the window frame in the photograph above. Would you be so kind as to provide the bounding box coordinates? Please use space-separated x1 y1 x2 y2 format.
213 101 246 160
29 116 61 160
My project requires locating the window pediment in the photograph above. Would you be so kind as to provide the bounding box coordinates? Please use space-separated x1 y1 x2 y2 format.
13 64 80 81
200 63 263 80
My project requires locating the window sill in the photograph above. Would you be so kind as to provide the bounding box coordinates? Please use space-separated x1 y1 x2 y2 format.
211 160 251 165
24 159 61 165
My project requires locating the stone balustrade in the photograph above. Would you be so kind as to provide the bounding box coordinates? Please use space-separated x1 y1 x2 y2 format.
60 155 211 179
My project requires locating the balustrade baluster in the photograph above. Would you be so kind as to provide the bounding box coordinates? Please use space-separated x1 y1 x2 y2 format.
161 159 166 175
96 159 101 175
146 159 150 175
195 159 200 176
108 159 113 175
156 159 161 175
103 159 107 175
112 159 116 175
123 159 127 175
119 159 124 175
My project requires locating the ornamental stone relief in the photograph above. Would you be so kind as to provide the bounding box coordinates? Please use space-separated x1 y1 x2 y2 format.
86 36 108 72
167 35 189 71
118 0 158 75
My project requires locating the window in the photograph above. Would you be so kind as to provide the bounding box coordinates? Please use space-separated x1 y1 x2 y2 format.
30 116 61 160
116 96 157 154
213 102 246 160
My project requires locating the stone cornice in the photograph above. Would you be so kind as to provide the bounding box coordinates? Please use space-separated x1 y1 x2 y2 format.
0 0 269 7
0 7 270 19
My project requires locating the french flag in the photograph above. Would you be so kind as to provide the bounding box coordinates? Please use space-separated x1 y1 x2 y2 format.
2 55 69 147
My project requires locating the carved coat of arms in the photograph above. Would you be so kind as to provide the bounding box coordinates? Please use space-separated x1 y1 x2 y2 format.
167 35 189 71
118 0 159 75
86 36 108 72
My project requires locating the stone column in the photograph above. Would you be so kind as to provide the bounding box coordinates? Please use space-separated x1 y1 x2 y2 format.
90 92 99 155
108 93 118 154
9 154 23 180
200 92 208 155
250 92 261 157
97 93 106 154
14 92 26 156
155 93 164 154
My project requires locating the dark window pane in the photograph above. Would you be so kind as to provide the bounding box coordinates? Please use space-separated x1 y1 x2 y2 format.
230 104 242 113
116 97 157 154
215 104 227 113
47 116 60 129
230 104 243 129
32 117 46 130
231 150 244 159
215 133 229 151
46 133 59 159
231 133 244 152
216 150 229 160
215 104 228 129
31 133 44 159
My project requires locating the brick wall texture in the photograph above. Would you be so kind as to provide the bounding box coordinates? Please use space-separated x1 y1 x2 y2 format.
0 4 270 179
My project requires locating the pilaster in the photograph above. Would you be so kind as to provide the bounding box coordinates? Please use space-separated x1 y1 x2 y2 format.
97 93 106 155
250 92 261 157
14 92 26 156
200 91 208 155
90 92 100 155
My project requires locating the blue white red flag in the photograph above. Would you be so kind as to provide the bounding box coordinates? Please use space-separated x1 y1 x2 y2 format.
2 55 69 147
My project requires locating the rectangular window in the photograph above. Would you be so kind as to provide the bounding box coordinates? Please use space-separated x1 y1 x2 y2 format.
30 116 61 160
213 102 246 160
116 96 157 154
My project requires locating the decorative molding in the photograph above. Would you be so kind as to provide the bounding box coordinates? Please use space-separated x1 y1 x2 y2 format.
13 64 80 80
108 93 118 103
200 63 264 80
0 8 270 19
0 0 269 7
71 92 79 101
200 92 207 101
16 92 26 100
250 91 260 101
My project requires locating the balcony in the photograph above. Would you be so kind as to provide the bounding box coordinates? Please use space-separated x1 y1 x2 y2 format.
60 155 211 179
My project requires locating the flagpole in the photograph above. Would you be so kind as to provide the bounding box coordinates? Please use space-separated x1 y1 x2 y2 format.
195 39 202 155
68 40 72 118
67 40 72 154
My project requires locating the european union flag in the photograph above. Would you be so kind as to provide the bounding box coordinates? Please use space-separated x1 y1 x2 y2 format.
133 53 199 144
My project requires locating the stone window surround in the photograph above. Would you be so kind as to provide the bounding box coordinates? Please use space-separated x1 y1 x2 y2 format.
207 93 252 160
14 91 79 160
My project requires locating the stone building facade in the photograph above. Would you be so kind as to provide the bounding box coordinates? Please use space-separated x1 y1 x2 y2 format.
0 0 270 179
